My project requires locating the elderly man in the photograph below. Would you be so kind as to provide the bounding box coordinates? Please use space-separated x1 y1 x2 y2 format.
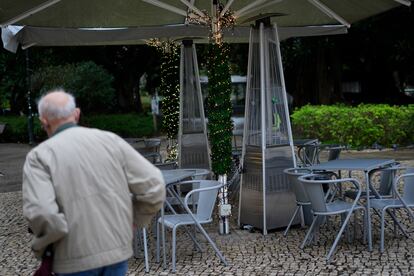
22 89 165 275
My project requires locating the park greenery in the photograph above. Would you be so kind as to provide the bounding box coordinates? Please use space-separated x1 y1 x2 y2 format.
32 61 116 114
1 104 413 149
292 104 414 148
0 114 153 143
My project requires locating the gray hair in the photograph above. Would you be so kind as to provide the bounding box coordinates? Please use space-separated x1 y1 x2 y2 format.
38 89 76 120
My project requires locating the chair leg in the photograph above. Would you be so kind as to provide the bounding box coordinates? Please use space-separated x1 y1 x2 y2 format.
156 222 160 263
341 213 351 243
133 228 139 258
326 211 353 262
387 209 409 238
193 221 228 266
353 212 358 241
393 209 398 237
143 228 149 273
172 226 177 273
380 209 386 253
300 206 305 228
284 205 300 237
301 215 319 249
364 208 368 244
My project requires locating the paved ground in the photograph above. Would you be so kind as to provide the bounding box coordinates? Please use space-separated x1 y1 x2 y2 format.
1 143 414 275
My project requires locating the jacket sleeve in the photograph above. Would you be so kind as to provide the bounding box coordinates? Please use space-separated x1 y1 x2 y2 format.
118 139 166 227
22 150 68 259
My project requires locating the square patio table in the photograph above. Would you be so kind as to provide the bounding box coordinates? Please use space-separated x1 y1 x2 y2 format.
162 169 196 185
309 158 396 251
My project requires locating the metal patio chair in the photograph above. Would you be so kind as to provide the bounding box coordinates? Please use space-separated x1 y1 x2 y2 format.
370 168 414 252
297 142 321 167
317 144 345 163
298 174 366 262
344 165 401 200
156 180 227 272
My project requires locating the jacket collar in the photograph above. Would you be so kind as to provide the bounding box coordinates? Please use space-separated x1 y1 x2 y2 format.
52 122 77 137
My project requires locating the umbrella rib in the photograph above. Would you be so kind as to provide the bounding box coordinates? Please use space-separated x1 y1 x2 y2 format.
234 0 269 18
235 0 284 20
220 0 235 17
180 0 207 18
0 0 62 27
142 0 188 17
307 0 350 28
393 0 411 6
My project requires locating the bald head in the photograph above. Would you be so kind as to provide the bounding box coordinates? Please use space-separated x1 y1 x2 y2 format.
38 89 80 137
38 90 76 120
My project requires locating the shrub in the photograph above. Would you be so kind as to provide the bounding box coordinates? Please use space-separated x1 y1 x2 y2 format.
32 61 116 114
291 104 414 148
0 114 153 143
81 114 154 138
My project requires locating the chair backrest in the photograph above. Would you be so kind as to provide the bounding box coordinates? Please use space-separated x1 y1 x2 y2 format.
402 168 414 201
298 143 320 166
327 146 343 161
144 138 161 149
191 180 221 221
298 174 328 213
378 168 394 196
283 168 312 204
155 162 177 170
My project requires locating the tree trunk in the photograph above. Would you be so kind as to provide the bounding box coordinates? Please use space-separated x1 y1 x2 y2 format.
116 72 143 113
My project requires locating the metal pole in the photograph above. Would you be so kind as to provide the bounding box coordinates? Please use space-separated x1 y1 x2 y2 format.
259 22 267 235
25 49 35 145
218 174 230 235
178 43 185 168
238 27 254 227
273 23 297 167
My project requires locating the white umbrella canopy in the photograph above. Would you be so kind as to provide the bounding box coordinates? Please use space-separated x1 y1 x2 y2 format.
1 24 348 52
0 0 408 28
0 0 410 51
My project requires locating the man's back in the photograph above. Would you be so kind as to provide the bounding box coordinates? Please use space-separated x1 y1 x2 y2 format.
23 126 165 274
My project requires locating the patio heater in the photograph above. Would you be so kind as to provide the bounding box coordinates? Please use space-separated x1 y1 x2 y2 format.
238 21 297 235
178 40 211 170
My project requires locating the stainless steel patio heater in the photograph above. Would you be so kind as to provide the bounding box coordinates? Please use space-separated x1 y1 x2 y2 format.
178 40 211 170
238 22 297 235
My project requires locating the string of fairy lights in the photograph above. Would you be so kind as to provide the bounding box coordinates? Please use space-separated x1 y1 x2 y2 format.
147 0 235 174
146 39 180 160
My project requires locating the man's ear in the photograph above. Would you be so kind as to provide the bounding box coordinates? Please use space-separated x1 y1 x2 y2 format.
39 117 49 128
74 108 81 123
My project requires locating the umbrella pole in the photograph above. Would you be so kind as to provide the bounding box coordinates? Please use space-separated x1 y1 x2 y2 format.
25 49 35 145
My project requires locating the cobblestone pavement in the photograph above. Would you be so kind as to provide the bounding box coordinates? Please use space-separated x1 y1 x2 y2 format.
1 143 414 275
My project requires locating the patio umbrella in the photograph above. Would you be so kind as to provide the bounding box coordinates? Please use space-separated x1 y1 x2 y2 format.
0 0 411 51
0 0 409 28
1 24 347 52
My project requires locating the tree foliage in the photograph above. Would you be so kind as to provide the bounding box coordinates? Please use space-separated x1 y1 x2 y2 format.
32 61 116 114
206 43 233 176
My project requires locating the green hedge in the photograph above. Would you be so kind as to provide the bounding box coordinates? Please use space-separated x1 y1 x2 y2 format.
291 104 414 148
0 114 154 143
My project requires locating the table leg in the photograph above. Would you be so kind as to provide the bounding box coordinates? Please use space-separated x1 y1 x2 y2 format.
161 206 167 269
365 171 372 251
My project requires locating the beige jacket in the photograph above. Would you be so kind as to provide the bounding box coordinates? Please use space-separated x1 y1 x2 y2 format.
22 126 165 273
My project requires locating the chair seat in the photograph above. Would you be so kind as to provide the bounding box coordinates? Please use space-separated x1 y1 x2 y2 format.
314 200 364 215
158 214 212 228
369 198 414 210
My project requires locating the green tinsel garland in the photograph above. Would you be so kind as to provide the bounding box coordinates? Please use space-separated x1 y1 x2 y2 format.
207 43 233 175
159 50 180 140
